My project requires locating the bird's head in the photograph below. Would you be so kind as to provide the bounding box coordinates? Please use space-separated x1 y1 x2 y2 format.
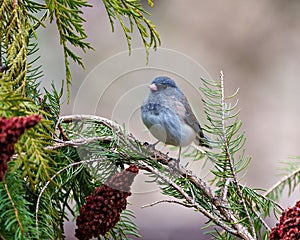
149 76 178 92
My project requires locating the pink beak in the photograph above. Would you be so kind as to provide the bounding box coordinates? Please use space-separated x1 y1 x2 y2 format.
149 84 157 91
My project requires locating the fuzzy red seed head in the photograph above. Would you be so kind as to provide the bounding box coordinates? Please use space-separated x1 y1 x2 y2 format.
269 200 300 240
75 164 139 239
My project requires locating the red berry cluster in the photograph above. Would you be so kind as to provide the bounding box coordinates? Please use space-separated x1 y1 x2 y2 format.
269 200 300 240
0 115 41 181
75 164 139 240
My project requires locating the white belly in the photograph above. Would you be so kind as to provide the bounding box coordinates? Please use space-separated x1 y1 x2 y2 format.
179 123 197 147
148 122 196 147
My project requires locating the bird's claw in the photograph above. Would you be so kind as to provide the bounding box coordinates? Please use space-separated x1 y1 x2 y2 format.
168 158 180 169
143 141 159 150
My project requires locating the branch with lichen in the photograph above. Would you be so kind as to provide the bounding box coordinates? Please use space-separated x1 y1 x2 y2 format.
49 114 260 240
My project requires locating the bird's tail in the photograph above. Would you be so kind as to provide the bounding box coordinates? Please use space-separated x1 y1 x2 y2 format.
196 135 212 149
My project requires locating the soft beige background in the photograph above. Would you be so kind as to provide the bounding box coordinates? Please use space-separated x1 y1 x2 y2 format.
37 1 300 239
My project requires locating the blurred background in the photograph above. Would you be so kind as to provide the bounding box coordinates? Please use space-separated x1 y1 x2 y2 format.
37 0 300 239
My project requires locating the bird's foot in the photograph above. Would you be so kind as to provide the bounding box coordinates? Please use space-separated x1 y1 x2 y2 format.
168 157 180 169
143 141 159 150
143 142 151 148
143 142 159 160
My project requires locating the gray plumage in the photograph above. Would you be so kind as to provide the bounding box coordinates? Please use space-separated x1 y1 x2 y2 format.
141 76 209 150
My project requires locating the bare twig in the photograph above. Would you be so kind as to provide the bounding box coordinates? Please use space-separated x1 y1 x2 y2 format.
221 178 231 201
142 199 197 208
59 115 126 136
191 143 206 154
58 115 143 153
57 123 69 141
45 136 113 150
0 232 6 240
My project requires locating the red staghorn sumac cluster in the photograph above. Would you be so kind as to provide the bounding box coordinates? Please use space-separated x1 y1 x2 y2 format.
0 115 41 181
75 164 139 240
269 200 300 240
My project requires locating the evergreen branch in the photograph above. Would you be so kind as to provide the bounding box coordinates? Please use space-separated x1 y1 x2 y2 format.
4 181 24 235
23 0 47 32
110 209 141 239
0 2 62 236
0 0 29 94
25 36 43 101
46 0 93 100
102 0 161 61
264 164 300 200
0 170 40 239
219 71 256 238
15 122 55 190
200 74 265 239
236 184 284 238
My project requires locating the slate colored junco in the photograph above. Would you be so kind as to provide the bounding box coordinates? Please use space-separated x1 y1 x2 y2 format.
141 76 210 165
